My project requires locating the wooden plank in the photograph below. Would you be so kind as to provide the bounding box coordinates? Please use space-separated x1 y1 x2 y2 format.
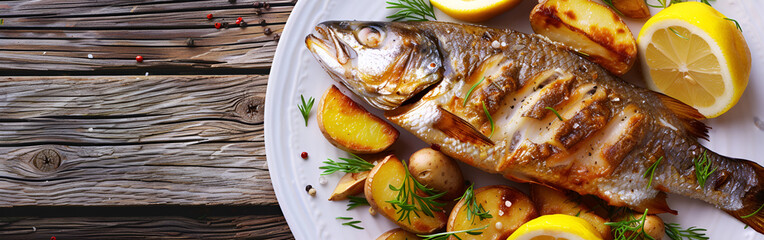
0 0 293 72
0 213 292 239
0 75 274 207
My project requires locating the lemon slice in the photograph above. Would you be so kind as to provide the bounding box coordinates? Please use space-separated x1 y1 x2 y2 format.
637 2 750 118
506 214 603 240
430 0 522 22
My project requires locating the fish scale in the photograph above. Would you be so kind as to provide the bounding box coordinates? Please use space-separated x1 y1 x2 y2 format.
305 20 764 233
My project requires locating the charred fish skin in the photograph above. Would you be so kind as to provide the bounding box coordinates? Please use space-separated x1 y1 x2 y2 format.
305 21 764 232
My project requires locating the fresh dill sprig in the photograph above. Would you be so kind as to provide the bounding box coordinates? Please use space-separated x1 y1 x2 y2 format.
346 196 370 210
386 0 436 22
668 27 689 40
605 209 655 240
417 225 488 240
336 217 364 230
693 151 717 187
463 77 485 106
665 222 709 240
545 107 563 121
600 0 624 16
455 183 492 223
320 153 374 175
741 203 764 219
298 95 315 127
643 156 663 189
482 102 494 138
724 18 743 32
386 160 447 224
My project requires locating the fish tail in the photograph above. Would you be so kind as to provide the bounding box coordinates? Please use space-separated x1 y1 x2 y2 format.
727 159 764 233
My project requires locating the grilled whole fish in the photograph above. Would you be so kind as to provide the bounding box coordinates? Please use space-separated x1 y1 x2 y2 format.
305 21 764 232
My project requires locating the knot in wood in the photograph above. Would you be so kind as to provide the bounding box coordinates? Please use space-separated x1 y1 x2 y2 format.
32 149 61 172
234 95 264 123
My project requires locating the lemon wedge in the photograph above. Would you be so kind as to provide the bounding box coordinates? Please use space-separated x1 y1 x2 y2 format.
637 2 751 118
506 214 603 240
430 0 522 22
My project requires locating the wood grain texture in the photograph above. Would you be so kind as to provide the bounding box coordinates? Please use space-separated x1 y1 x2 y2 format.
0 214 292 239
0 0 293 72
0 75 275 207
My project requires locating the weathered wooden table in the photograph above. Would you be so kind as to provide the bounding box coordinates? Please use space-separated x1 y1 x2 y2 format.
0 0 294 239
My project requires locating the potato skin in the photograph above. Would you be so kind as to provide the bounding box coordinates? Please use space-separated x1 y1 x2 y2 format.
447 185 538 240
529 0 637 75
612 0 650 19
530 185 611 240
376 228 422 240
365 155 447 234
328 171 369 201
408 148 465 201
317 85 399 154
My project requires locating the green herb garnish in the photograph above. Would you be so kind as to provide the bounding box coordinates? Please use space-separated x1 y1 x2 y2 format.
456 183 492 223
417 225 488 240
601 0 625 16
336 217 364 230
545 107 563 121
643 156 663 189
693 151 717 187
463 77 485 107
320 153 374 175
482 102 494 138
665 222 709 240
346 196 370 210
669 27 689 40
605 209 655 240
741 203 764 219
298 95 315 127
386 160 447 224
724 18 743 32
386 0 436 22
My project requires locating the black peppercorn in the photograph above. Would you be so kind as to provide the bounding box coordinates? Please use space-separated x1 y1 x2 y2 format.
259 19 267 26
253 2 262 8
264 27 272 35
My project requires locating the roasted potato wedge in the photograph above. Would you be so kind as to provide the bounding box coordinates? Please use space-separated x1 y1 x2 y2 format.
530 0 637 75
318 86 399 154
408 148 465 201
612 0 650 19
376 228 422 240
328 171 369 201
530 185 611 240
365 155 448 234
447 185 538 240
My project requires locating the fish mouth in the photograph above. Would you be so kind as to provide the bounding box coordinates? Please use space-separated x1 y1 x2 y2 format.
305 24 352 67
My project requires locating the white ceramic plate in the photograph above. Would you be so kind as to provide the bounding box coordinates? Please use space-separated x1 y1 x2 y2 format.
265 1 764 239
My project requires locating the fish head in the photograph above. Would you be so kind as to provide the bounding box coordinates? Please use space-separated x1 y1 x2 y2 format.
305 21 443 110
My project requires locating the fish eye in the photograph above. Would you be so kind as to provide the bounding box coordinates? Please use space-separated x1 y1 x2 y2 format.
356 26 384 48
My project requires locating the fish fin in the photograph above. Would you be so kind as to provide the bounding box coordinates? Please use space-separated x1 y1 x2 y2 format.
654 92 709 140
635 192 678 215
433 106 494 147
727 160 764 233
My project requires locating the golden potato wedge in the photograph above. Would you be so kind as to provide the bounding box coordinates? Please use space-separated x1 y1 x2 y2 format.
612 0 650 19
447 185 538 240
328 171 369 201
530 0 637 75
376 228 422 240
530 185 611 240
365 155 448 234
318 85 399 154
408 148 465 201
